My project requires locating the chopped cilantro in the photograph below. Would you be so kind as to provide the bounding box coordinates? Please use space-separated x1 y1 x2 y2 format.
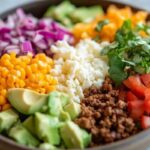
102 20 150 85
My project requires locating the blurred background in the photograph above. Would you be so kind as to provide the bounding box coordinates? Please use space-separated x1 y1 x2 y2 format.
0 0 149 14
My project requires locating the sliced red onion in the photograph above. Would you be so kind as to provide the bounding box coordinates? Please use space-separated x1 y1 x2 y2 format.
35 39 48 49
21 41 34 54
19 36 26 43
0 20 6 27
0 8 74 56
0 27 11 34
38 30 56 40
25 31 35 37
0 41 9 49
4 45 20 55
7 16 15 28
16 8 25 20
33 33 43 43
11 38 19 45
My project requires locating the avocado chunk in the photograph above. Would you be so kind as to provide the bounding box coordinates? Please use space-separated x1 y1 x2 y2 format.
59 110 71 121
47 91 70 117
39 143 56 150
44 1 103 27
64 102 81 120
35 113 60 145
44 1 75 27
0 109 19 133
60 121 91 149
23 116 35 135
9 124 40 147
7 88 48 115
48 92 62 116
69 6 103 23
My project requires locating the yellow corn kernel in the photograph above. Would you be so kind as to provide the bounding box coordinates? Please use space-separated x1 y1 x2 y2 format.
46 58 53 66
0 96 6 105
17 80 25 88
36 88 46 94
2 103 11 111
19 68 26 79
0 89 7 97
35 53 47 61
30 64 38 73
1 67 9 77
1 54 11 62
38 80 48 87
45 85 56 93
19 56 31 64
9 52 16 59
26 66 32 77
0 78 6 87
7 75 17 88
46 75 58 85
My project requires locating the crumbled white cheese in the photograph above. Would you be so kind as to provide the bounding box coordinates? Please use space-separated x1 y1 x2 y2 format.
51 39 109 103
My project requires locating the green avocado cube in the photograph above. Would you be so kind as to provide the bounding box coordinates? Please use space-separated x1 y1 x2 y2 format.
59 110 71 121
9 124 39 147
60 121 91 149
0 109 19 133
69 6 104 23
7 88 48 115
39 143 56 150
64 102 81 120
44 1 75 27
47 91 70 116
48 92 62 116
35 113 60 145
23 116 35 135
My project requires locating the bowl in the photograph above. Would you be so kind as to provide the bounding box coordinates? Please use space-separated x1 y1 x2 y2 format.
0 0 150 150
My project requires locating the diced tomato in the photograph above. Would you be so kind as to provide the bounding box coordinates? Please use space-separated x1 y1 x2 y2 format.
126 91 139 101
123 75 146 98
128 100 144 120
144 88 150 100
141 74 150 88
141 115 150 129
144 100 150 113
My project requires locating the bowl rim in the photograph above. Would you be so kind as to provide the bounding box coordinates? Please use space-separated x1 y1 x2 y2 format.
0 0 150 150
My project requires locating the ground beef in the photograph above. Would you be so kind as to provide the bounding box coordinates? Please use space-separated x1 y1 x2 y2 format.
75 77 141 147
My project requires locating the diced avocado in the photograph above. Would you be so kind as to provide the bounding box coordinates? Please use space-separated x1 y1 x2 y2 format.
44 1 75 27
23 116 35 135
48 91 70 116
69 6 103 23
35 113 60 145
59 110 71 121
39 143 56 150
59 92 70 106
64 102 81 120
0 109 19 133
48 92 62 116
44 1 104 28
7 88 48 115
60 121 91 149
9 124 40 147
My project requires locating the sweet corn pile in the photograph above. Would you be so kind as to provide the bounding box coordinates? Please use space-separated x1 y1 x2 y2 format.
0 53 57 111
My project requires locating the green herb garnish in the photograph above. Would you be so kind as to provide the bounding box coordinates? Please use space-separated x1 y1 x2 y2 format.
135 23 150 35
102 19 150 85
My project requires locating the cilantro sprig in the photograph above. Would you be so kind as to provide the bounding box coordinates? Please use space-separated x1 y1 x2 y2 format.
102 20 150 85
